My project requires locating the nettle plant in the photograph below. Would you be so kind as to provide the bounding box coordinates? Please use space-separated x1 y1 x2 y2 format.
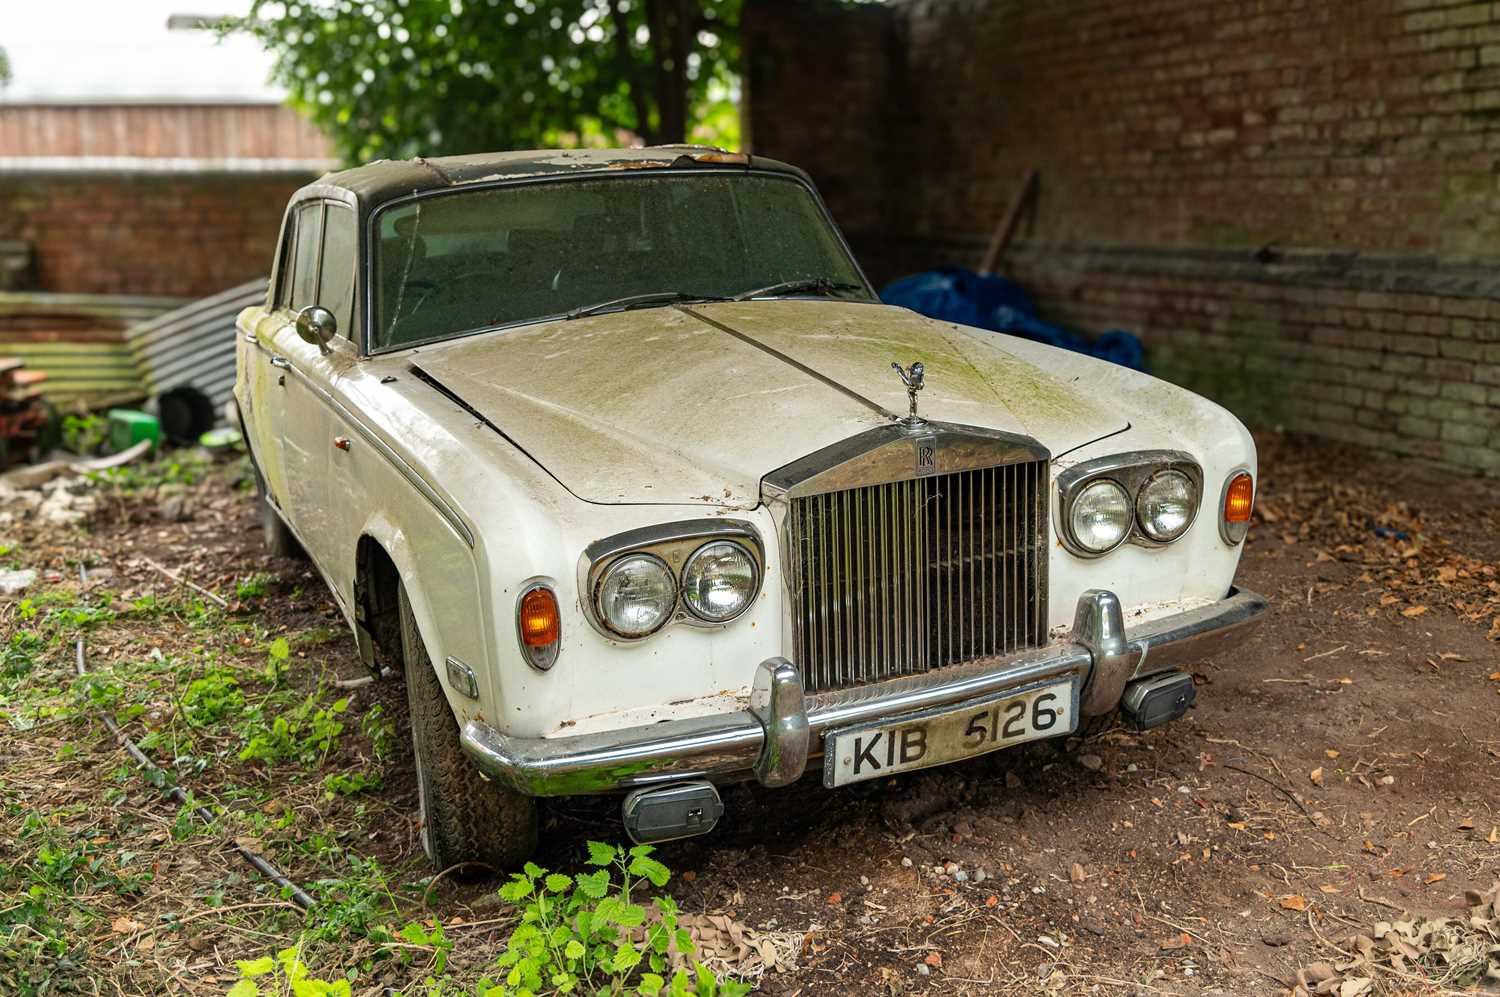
487 842 750 997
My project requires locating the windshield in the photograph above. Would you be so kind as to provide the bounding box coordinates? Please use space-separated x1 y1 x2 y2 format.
371 172 871 350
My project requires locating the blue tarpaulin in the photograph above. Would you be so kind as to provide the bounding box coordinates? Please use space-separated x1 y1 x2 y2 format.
880 266 1147 371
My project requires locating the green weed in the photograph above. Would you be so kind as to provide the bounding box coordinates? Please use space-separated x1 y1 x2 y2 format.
485 841 751 997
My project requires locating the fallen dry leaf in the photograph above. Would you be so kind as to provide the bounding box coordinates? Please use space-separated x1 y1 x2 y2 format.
825 892 841 905
923 951 942 968
1325 749 1341 759
985 895 998 908
1311 767 1325 786
110 915 144 934
1425 872 1447 885
1319 884 1341 894
1400 605 1428 617
1159 932 1192 951
1069 863 1086 883
1279 894 1308 911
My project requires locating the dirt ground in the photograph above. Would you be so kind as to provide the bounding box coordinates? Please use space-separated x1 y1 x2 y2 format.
2 432 1497 996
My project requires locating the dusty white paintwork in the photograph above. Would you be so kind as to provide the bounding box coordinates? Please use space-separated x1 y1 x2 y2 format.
237 288 1254 747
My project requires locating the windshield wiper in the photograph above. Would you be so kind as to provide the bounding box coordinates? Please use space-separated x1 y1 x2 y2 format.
732 277 864 301
565 290 729 320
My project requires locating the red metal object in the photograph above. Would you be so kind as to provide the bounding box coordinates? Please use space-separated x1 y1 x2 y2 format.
0 357 54 467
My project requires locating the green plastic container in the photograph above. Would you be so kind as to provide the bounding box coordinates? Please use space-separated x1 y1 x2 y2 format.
107 409 161 454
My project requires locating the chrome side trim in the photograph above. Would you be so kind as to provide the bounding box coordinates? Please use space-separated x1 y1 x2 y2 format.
577 519 765 641
763 420 1049 500
459 586 1269 796
1055 450 1203 557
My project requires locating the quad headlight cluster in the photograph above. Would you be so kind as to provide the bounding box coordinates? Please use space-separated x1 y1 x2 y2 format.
1058 452 1204 557
582 522 763 640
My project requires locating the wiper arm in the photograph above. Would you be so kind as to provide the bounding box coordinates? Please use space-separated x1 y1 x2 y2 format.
733 277 864 301
565 290 729 320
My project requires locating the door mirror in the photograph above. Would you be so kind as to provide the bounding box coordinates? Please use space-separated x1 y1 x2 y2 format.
295 305 337 348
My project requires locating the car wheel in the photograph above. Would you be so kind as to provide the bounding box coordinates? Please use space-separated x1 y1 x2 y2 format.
398 581 537 872
253 468 304 559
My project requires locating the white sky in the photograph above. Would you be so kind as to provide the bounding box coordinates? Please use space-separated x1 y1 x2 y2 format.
0 0 284 103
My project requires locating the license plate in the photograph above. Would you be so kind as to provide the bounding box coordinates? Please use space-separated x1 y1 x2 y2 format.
822 680 1077 787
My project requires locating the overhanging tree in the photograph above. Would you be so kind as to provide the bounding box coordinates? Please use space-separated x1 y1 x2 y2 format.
228 0 740 164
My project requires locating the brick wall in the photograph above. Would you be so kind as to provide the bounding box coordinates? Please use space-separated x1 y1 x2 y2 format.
0 104 332 160
0 172 309 298
743 0 1500 476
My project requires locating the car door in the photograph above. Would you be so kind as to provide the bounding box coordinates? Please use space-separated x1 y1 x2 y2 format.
262 201 354 601
286 200 361 599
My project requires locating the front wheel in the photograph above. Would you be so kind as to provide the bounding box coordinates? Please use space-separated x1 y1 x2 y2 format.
399 581 537 871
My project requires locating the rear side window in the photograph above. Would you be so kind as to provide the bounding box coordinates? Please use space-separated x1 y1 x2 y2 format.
290 203 323 310
318 204 357 339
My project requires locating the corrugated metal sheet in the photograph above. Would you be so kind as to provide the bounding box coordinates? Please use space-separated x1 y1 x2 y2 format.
0 291 183 407
126 277 267 412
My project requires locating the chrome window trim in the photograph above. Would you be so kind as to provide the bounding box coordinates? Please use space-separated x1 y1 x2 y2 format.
762 420 1050 501
578 519 765 642
1055 450 1203 558
1217 465 1255 546
516 581 561 671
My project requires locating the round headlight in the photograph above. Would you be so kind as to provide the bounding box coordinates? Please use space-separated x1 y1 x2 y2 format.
681 541 758 622
1137 469 1198 542
1069 479 1132 554
597 554 676 637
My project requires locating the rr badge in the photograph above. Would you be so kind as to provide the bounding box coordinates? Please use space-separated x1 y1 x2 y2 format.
914 434 936 476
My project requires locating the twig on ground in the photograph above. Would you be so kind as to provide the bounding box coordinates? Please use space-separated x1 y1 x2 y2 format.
140 556 229 608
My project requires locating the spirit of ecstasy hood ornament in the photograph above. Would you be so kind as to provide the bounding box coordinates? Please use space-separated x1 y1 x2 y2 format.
891 360 926 426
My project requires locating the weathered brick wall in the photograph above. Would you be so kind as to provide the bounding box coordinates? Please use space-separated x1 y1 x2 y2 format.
744 0 1500 476
0 173 310 298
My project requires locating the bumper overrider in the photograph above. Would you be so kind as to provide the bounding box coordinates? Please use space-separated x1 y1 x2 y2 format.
461 587 1267 798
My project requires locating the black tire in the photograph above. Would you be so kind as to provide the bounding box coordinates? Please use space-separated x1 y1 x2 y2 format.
253 468 304 559
399 581 537 871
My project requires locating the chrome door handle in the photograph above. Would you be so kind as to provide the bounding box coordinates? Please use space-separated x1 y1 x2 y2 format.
269 355 291 369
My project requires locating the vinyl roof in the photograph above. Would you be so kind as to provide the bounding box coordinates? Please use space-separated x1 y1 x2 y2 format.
303 147 805 211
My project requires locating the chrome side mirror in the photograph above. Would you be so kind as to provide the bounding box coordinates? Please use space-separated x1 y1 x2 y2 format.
295 305 337 350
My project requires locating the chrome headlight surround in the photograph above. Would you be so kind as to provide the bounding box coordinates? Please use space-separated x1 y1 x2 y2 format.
1056 451 1203 558
579 519 765 641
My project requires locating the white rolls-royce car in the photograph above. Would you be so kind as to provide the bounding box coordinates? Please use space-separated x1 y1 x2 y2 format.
234 147 1266 869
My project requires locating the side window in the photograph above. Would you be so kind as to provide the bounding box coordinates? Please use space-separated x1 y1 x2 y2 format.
318 204 357 340
290 203 323 310
273 213 298 309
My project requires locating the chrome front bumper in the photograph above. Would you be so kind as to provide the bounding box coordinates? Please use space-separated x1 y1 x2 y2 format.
461 587 1267 796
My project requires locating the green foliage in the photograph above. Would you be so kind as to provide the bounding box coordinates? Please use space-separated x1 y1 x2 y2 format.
62 414 107 456
236 573 275 600
225 0 741 163
485 841 749 997
264 635 292 685
180 667 245 725
360 703 396 761
239 692 349 767
226 944 352 996
322 770 379 798
87 451 211 493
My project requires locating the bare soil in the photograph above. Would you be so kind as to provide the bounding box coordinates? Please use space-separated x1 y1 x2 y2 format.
2 432 1497 995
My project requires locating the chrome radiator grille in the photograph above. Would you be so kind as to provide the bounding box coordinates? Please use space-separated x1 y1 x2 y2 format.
786 462 1048 693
